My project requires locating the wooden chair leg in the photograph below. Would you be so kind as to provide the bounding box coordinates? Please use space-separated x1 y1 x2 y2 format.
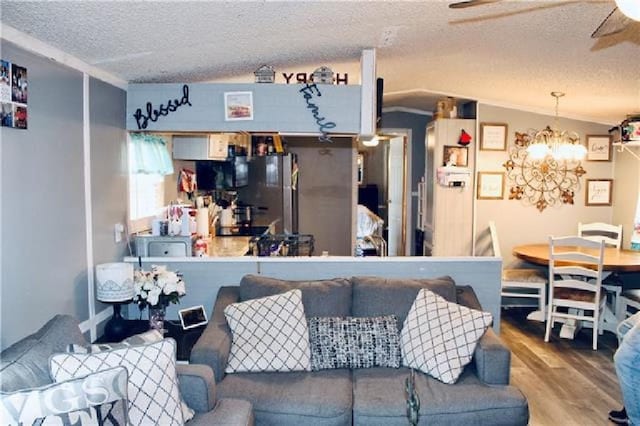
544 304 553 343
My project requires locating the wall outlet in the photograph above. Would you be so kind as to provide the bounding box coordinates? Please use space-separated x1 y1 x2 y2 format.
114 223 124 243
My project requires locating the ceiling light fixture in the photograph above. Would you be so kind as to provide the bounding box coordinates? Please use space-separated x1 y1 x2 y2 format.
615 0 640 21
526 92 587 161
362 135 380 147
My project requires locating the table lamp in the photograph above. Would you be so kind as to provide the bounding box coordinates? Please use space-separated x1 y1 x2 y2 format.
96 262 134 342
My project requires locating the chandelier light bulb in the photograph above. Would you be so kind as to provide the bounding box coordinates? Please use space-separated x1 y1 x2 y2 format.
615 0 640 21
362 136 380 147
527 143 550 160
526 92 583 161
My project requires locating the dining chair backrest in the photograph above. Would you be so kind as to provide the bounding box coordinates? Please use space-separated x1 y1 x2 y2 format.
488 221 502 258
578 222 622 248
546 236 606 350
548 235 605 293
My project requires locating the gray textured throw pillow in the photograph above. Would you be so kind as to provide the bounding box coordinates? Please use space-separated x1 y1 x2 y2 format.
308 315 401 370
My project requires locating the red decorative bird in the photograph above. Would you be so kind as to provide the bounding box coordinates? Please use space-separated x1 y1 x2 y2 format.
458 129 472 146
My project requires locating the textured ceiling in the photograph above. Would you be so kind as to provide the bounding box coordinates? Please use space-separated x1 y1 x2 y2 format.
1 0 639 124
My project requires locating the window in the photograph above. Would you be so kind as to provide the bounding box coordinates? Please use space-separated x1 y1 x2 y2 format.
128 171 164 233
127 133 173 233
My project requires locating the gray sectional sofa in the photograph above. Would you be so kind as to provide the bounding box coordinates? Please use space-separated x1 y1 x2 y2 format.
191 274 530 426
0 315 254 426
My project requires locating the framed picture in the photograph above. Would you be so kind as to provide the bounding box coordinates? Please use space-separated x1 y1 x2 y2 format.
585 179 613 206
178 305 209 330
480 123 508 151
586 135 612 161
224 91 253 121
443 145 469 167
477 172 505 200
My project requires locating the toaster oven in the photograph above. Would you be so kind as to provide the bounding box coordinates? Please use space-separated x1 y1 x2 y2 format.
135 235 194 257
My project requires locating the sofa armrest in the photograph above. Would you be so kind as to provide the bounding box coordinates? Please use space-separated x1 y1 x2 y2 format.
456 285 511 385
176 364 216 413
190 286 239 382
473 327 511 385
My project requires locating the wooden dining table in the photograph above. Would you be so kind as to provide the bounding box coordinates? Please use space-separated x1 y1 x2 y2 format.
513 244 640 272
512 243 640 339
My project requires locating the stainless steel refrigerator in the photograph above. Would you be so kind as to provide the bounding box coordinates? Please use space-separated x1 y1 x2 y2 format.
236 154 298 234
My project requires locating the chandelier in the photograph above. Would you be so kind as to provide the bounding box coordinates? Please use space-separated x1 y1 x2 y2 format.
526 92 587 161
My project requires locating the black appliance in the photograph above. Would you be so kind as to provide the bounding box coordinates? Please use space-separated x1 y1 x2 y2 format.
196 156 248 190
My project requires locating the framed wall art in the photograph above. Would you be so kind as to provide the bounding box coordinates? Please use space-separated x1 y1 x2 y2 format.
585 179 613 206
586 135 612 161
480 123 508 151
224 91 253 121
443 145 469 167
477 172 505 200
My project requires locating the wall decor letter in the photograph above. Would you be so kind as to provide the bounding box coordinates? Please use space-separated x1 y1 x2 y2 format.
132 84 192 130
299 83 337 143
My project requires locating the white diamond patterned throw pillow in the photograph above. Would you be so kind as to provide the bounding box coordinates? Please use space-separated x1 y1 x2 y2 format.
224 289 311 373
50 338 184 425
401 288 492 384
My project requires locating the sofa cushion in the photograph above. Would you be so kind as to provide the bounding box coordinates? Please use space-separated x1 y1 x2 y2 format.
0 366 129 426
218 369 352 426
68 329 195 422
401 289 492 384
225 289 311 373
352 367 529 426
187 398 254 426
0 315 86 392
50 338 185 426
308 315 401 370
239 274 352 317
351 276 457 327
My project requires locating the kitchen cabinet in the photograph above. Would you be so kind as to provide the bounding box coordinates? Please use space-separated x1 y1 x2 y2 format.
172 135 213 160
423 119 475 256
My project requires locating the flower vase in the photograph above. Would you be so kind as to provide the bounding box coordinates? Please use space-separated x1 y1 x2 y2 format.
149 306 166 334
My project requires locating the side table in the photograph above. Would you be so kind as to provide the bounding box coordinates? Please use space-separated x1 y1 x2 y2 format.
96 319 205 362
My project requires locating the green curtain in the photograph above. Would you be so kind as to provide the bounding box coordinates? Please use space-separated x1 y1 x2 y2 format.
130 133 174 176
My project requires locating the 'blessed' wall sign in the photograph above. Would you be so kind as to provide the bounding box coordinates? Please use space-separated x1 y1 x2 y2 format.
133 84 192 130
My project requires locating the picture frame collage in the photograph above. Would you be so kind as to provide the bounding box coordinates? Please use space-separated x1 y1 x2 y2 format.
1 59 28 129
476 123 508 201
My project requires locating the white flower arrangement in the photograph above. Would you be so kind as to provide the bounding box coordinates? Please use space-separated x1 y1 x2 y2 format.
133 265 186 310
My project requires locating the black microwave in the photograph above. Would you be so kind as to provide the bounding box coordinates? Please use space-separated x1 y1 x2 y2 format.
196 156 248 190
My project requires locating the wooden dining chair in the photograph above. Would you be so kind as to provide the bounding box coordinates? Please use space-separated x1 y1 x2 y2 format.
489 221 547 322
578 222 622 248
578 222 623 319
545 236 605 350
618 289 640 320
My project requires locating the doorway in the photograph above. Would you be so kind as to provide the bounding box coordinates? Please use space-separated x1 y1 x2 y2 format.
386 134 407 255
357 129 411 256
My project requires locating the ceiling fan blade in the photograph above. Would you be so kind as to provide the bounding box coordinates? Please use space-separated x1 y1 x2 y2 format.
449 0 501 9
591 7 631 38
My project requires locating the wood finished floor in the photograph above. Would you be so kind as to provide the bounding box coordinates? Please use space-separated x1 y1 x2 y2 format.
501 308 623 426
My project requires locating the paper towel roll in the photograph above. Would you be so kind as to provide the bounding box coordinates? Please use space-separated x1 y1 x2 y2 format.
196 208 210 237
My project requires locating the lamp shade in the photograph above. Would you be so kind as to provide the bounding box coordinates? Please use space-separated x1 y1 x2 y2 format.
615 0 640 21
96 263 134 302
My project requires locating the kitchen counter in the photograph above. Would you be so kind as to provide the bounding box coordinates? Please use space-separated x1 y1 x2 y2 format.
216 225 270 237
207 236 251 257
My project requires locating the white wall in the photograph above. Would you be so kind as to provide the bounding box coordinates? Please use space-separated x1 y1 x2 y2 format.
475 104 613 267
0 41 127 349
